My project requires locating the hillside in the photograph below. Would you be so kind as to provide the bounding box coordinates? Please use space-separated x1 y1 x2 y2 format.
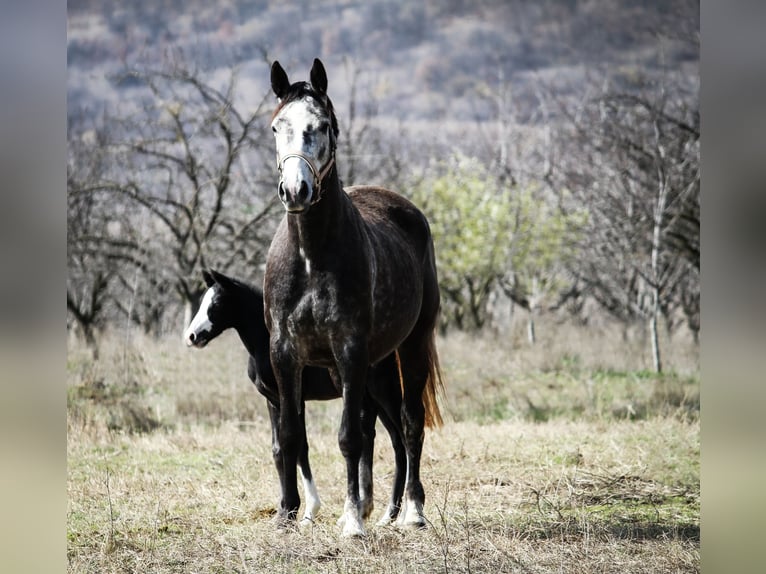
67 0 699 124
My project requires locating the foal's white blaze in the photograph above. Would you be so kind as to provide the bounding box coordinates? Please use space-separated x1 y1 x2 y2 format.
300 474 321 524
183 287 214 345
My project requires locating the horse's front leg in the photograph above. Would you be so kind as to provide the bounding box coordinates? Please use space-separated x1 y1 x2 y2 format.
334 339 369 537
271 342 304 525
270 398 319 526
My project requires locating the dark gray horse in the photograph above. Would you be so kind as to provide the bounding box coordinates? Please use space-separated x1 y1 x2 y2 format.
264 58 444 536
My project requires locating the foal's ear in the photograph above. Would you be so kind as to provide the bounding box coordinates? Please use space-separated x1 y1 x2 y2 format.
202 269 215 288
210 269 237 291
310 58 327 94
271 61 290 99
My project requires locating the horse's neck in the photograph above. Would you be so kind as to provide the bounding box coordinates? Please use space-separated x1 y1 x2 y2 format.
292 170 354 257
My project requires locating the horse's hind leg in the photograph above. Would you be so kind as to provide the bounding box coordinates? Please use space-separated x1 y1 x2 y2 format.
341 391 376 527
396 350 428 528
375 405 407 525
333 339 369 537
366 354 407 525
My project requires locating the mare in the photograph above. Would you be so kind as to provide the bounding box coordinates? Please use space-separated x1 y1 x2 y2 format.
264 58 444 537
183 269 407 525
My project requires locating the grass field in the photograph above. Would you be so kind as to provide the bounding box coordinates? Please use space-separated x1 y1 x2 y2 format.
67 323 699 573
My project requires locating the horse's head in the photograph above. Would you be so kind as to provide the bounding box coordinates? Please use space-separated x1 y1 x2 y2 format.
270 58 339 213
183 269 238 348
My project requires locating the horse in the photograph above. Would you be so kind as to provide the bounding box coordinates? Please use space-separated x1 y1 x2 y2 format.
264 58 445 537
183 269 407 526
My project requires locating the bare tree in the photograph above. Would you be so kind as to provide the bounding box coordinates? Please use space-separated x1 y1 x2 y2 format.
556 78 700 371
67 116 138 353
335 57 410 191
69 59 281 337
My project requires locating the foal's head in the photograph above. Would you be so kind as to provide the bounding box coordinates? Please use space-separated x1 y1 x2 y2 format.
183 270 239 348
270 58 339 213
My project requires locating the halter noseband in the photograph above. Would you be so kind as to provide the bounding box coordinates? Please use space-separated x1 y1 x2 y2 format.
277 150 336 206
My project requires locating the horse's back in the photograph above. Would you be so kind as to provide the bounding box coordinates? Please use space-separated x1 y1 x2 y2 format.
346 186 432 259
345 185 439 361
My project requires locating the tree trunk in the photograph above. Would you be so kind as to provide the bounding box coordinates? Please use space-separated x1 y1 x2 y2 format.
649 120 668 373
527 311 536 345
649 290 662 373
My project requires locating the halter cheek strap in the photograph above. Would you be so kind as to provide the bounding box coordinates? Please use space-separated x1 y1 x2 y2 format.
277 151 336 205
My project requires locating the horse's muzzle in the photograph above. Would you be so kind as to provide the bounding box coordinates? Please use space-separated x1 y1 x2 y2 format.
278 179 313 212
185 329 210 348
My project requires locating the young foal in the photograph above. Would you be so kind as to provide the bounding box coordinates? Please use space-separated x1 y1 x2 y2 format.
183 269 406 525
265 58 444 537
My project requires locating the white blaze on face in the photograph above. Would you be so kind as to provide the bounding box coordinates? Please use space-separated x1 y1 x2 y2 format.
272 97 331 204
183 287 215 346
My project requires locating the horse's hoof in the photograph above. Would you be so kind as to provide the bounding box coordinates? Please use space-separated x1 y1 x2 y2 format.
341 521 366 538
299 516 315 530
399 518 427 530
395 499 426 530
339 508 366 538
375 503 399 526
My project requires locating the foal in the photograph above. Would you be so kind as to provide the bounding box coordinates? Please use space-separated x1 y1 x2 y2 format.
183 269 406 525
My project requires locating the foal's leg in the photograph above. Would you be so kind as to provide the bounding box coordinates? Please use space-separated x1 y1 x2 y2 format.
333 339 369 537
297 403 321 525
358 392 378 520
267 402 287 519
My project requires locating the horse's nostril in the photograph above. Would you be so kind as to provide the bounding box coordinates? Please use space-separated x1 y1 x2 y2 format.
188 332 195 343
278 181 287 201
298 180 309 201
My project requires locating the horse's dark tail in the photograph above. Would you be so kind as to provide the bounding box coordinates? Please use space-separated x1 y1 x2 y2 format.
422 328 445 428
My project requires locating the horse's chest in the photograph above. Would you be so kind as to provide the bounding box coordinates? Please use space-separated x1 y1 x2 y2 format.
285 288 337 347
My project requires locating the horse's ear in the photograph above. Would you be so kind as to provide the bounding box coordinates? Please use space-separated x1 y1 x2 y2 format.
202 269 215 288
210 269 236 291
271 61 290 99
310 58 327 95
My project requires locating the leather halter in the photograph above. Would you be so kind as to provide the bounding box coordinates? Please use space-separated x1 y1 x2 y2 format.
277 150 336 206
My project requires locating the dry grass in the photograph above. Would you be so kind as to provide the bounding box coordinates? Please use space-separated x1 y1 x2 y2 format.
67 325 699 573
